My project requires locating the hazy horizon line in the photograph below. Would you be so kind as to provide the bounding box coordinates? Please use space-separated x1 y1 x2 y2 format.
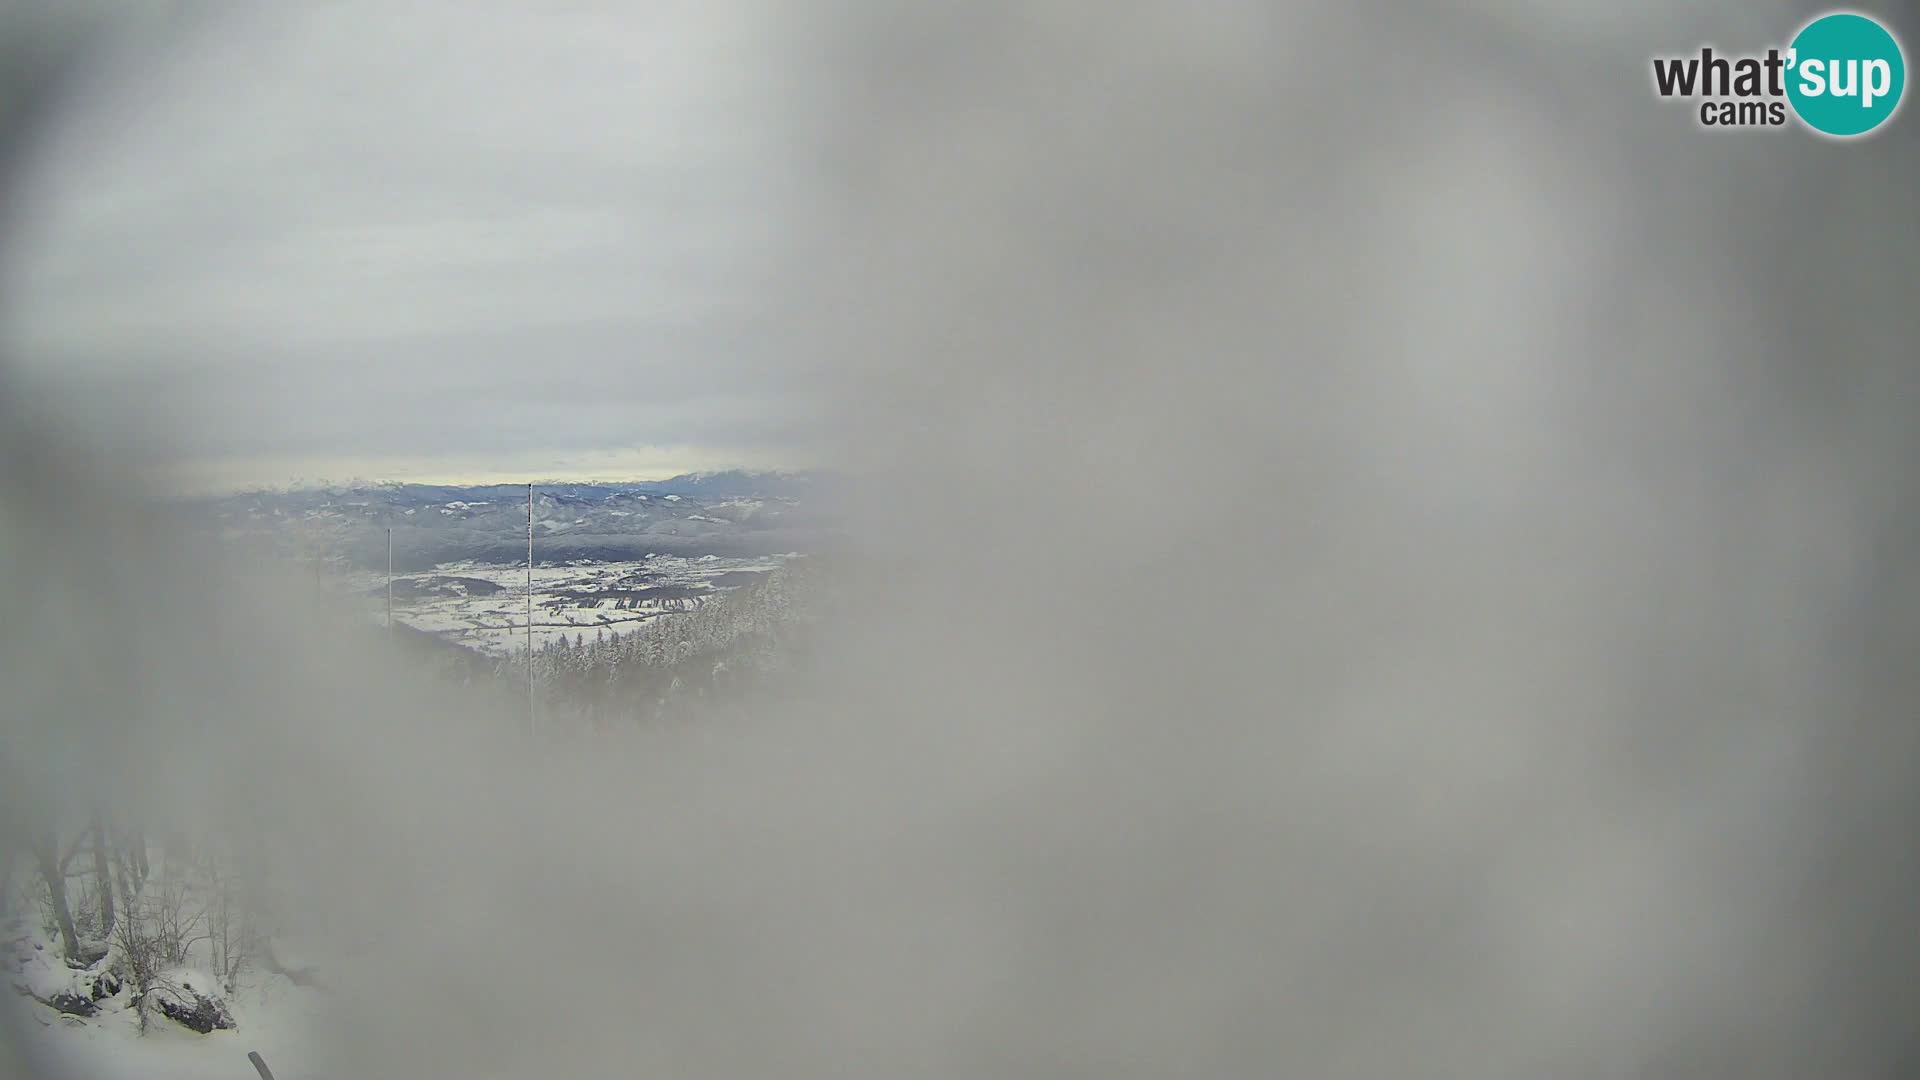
149 447 816 497
161 466 826 499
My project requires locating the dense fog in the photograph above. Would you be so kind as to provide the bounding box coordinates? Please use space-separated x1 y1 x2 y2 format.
4 2 1918 1076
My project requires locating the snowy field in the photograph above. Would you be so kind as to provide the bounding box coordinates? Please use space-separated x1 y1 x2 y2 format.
345 553 792 656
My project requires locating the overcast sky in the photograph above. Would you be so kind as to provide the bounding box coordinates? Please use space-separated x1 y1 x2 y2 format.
1 1 808 492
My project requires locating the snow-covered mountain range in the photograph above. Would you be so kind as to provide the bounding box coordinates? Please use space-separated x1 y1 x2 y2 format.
173 471 839 571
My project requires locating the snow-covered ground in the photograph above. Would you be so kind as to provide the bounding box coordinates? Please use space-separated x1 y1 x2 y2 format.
10 977 323 1080
7 919 325 1080
346 553 790 656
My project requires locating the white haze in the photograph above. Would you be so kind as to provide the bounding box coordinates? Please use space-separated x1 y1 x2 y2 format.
5 1 1920 1077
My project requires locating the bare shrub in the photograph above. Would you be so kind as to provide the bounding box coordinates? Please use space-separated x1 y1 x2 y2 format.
111 897 160 1032
113 865 210 1032
148 872 210 970
205 853 257 995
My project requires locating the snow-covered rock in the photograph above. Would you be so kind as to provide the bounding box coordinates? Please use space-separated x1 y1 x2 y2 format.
9 923 123 1018
147 968 234 1033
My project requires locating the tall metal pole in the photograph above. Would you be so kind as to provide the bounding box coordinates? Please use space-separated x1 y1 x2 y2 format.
386 527 394 639
527 482 535 735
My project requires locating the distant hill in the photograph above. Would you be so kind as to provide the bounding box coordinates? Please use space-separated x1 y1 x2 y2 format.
171 471 841 571
626 470 824 499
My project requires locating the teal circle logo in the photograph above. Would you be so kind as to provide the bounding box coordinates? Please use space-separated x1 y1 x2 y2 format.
1787 12 1906 137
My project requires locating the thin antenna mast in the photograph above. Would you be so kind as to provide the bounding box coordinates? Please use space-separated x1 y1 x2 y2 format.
386 527 394 639
527 482 535 735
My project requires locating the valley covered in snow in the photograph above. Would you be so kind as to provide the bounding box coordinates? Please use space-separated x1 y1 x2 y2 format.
348 553 795 657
